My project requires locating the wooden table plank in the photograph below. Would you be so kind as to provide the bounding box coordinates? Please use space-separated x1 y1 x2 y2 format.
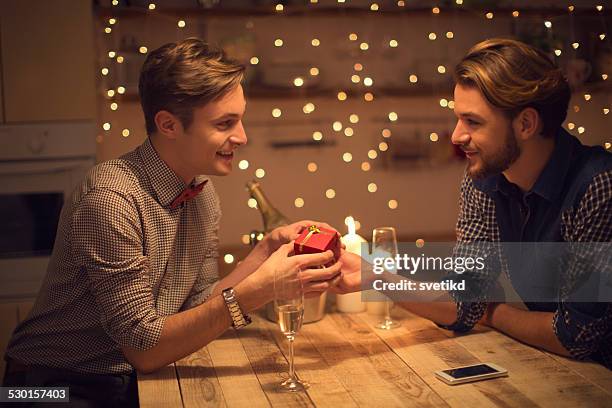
454 328 612 408
301 312 448 408
545 353 612 396
138 364 184 407
206 330 271 408
175 347 227 408
360 309 539 408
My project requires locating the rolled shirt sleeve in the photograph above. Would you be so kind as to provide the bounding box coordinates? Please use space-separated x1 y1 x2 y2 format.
555 170 612 360
70 188 166 351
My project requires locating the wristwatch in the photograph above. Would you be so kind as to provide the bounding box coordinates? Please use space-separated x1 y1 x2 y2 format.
222 287 252 329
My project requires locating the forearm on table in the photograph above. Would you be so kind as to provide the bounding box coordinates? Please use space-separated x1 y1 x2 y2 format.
485 304 570 357
123 275 266 373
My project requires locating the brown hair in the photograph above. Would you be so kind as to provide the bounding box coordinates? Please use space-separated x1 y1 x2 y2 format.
454 38 570 137
138 38 245 135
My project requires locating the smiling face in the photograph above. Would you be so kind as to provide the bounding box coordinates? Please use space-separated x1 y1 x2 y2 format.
176 84 247 177
451 84 521 180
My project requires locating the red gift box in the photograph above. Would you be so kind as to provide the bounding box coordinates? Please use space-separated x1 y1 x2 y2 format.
294 225 341 268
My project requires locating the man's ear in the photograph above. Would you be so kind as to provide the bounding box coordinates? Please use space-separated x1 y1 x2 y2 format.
154 110 182 140
513 107 542 141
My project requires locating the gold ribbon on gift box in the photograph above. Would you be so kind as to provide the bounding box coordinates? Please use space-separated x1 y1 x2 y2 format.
299 225 335 252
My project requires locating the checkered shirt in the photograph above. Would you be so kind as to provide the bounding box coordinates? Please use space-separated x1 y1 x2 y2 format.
5 138 221 374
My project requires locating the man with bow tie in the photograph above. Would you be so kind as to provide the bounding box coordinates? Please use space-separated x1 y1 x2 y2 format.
3 38 341 406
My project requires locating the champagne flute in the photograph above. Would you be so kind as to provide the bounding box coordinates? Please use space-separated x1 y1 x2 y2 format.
373 227 401 330
274 266 309 392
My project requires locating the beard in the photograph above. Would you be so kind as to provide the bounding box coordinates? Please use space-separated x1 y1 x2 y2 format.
466 127 521 180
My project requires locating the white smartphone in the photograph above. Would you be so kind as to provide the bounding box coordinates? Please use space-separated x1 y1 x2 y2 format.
435 363 508 385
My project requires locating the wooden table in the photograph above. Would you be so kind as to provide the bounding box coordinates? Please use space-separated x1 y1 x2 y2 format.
138 308 612 407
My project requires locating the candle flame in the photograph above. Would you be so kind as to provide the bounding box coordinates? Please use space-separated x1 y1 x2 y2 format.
346 216 356 235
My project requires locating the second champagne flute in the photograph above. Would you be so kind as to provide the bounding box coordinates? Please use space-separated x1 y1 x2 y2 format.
373 227 401 330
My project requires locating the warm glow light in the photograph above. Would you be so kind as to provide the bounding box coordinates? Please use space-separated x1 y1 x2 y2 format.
349 33 358 41
307 162 318 172
148 3 156 10
349 114 359 123
430 132 439 142
294 77 304 87
241 234 250 245
409 74 418 83
604 108 610 115
238 160 249 170
342 152 353 162
311 38 320 46
361 162 371 171
439 98 448 107
117 86 125 94
572 42 580 49
367 183 378 193
584 94 592 101
379 142 388 151
351 74 361 83
224 254 235 264
255 168 265 178
274 39 283 47
107 89 115 97
512 10 520 17
248 198 257 208
104 27 112 34
294 197 305 208
485 12 494 19
388 199 398 209
389 39 398 47
122 129 130 137
108 51 116 58
303 102 315 113
177 20 186 28
313 131 323 141
544 21 552 28
354 63 363 71
432 7 440 14
110 102 118 111
344 127 354 137
368 149 378 159
428 32 437 40
364 92 374 101
554 49 562 57
102 122 111 131
101 67 109 75
139 46 148 54
603 74 609 80
272 108 282 118
333 121 343 131
446 31 454 39
116 56 124 63
310 67 319 76
363 77 373 86
325 189 336 199
578 126 585 134
360 42 369 50
275 3 284 11
382 129 391 138
388 112 398 121
370 3 379 11
337 91 347 101
250 56 259 65
568 122 575 130
108 18 116 25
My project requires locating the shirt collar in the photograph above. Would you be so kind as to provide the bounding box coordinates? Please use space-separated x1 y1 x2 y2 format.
138 138 209 208
473 128 573 202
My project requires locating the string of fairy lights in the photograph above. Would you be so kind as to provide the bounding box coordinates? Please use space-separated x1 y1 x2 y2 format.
98 1 610 255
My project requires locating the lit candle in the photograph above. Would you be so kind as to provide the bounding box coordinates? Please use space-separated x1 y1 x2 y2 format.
337 216 368 313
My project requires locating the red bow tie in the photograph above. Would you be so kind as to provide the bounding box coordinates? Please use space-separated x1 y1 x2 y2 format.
170 180 207 209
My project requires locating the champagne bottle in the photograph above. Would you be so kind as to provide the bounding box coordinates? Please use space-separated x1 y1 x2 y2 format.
246 180 291 232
